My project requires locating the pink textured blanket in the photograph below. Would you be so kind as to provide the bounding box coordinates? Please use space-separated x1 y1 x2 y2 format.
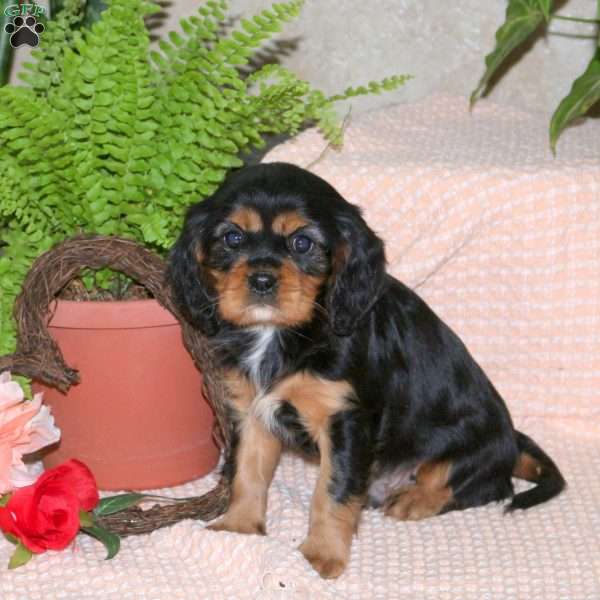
1 95 599 599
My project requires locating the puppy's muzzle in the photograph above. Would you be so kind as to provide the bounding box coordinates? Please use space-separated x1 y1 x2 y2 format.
248 271 278 296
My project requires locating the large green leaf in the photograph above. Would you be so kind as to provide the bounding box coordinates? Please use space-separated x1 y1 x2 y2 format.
94 492 193 517
94 492 147 517
471 0 549 104
537 0 552 21
550 49 600 151
8 541 33 569
81 525 121 560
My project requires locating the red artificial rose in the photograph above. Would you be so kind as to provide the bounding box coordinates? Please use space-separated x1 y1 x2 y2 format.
35 459 100 512
0 459 99 553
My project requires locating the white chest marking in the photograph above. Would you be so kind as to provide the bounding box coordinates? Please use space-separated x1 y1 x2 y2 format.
244 326 276 390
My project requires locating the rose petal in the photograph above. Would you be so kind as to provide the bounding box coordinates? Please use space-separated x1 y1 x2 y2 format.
0 444 13 494
0 485 47 553
22 403 60 454
34 485 80 550
0 477 82 553
8 461 39 490
0 375 61 493
35 460 99 511
0 506 21 543
0 400 39 440
0 374 24 410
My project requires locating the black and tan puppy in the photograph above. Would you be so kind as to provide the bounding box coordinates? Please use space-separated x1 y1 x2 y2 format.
168 162 565 579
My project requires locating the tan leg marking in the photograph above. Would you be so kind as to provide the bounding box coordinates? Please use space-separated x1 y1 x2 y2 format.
209 414 281 535
299 433 362 579
223 368 256 414
263 372 358 578
268 372 352 440
384 461 453 521
210 370 281 535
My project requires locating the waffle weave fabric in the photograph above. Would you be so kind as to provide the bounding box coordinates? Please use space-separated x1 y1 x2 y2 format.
1 94 598 599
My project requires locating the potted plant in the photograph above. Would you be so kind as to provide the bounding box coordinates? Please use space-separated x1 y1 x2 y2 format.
0 0 408 488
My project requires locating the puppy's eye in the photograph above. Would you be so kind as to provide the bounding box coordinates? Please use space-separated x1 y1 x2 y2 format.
290 234 313 254
223 229 244 249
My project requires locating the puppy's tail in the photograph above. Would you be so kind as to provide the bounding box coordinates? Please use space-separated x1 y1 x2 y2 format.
507 430 566 512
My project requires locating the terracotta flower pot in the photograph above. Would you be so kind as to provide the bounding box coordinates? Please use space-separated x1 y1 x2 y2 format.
35 299 219 490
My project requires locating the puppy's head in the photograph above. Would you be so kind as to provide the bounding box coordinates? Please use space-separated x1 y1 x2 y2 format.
168 162 386 336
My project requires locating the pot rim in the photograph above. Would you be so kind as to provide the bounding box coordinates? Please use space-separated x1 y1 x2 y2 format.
47 298 179 330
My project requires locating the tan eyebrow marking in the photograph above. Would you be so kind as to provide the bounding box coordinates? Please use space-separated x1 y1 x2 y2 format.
272 211 310 236
228 207 263 232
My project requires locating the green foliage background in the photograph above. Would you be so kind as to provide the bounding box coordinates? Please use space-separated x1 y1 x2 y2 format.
0 0 409 357
472 0 600 151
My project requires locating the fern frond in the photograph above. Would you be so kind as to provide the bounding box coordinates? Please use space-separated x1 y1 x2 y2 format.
18 0 85 93
327 74 412 103
0 0 407 356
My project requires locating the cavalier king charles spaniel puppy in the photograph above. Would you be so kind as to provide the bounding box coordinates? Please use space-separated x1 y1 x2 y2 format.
168 162 565 579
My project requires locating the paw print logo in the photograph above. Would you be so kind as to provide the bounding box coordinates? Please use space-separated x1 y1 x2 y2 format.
4 16 45 48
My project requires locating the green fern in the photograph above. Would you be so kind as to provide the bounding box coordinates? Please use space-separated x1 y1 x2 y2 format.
0 0 409 355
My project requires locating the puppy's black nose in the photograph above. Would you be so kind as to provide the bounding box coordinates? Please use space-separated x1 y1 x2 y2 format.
248 271 277 295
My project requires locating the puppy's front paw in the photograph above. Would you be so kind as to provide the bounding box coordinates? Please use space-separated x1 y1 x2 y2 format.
299 536 348 579
208 510 266 536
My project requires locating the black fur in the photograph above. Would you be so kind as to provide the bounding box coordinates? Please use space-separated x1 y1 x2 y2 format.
168 201 220 335
275 402 319 456
168 162 565 516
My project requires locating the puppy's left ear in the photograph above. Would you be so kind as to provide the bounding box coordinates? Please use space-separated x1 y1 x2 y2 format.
167 203 220 336
326 208 386 336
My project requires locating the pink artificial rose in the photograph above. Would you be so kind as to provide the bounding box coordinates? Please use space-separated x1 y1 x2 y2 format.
0 372 60 494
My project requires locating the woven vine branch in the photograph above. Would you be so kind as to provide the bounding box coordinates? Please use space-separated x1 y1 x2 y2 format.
0 235 231 535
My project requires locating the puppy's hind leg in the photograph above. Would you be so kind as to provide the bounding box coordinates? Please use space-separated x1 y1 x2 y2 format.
383 461 454 521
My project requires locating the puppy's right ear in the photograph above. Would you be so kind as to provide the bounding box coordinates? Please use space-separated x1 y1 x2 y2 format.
167 203 220 336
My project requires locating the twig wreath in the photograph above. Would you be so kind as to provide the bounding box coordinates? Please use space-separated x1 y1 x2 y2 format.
0 235 231 536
